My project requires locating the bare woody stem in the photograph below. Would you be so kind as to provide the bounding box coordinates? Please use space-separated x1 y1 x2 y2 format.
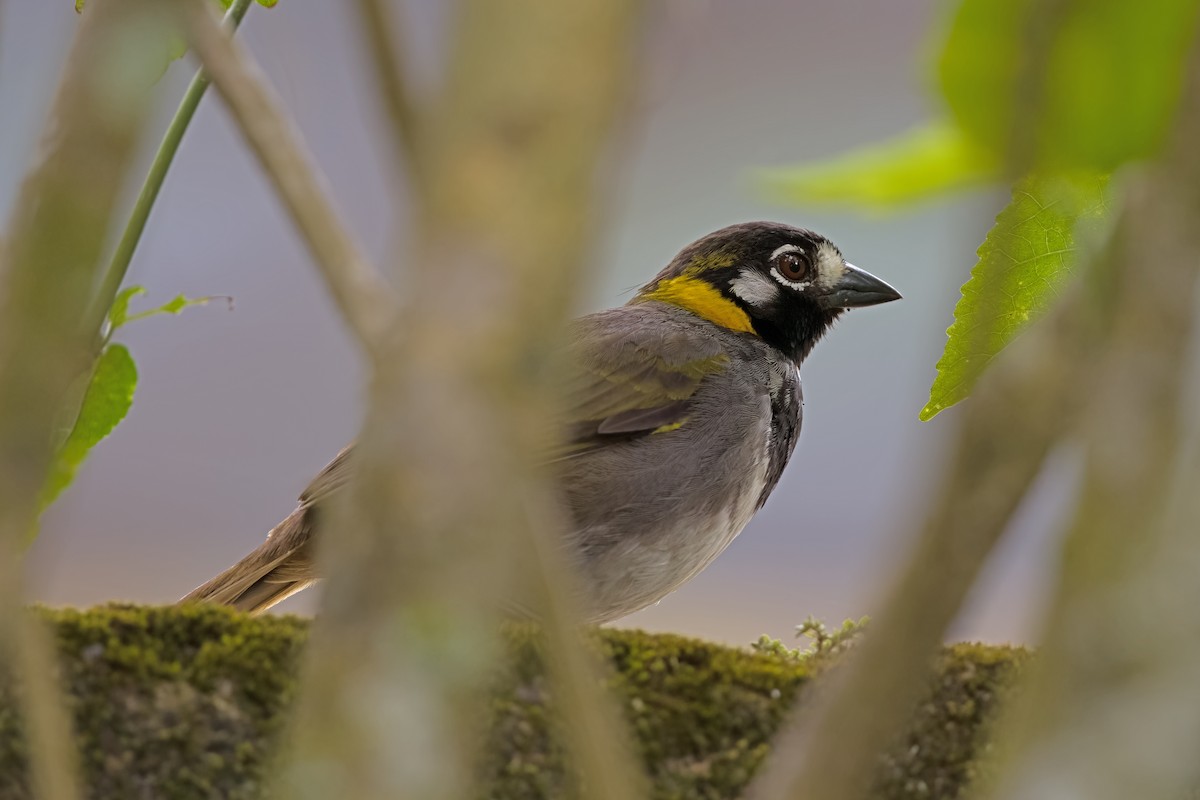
745 6 1103 798
353 0 425 188
271 0 647 796
991 35 1200 799
749 285 1094 800
351 2 647 795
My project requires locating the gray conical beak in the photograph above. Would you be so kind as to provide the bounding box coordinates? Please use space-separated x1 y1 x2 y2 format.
819 262 902 310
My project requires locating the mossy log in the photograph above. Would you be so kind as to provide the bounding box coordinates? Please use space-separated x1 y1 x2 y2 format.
0 605 1025 799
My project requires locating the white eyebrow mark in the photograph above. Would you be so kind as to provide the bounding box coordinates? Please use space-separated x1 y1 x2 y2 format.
770 243 805 260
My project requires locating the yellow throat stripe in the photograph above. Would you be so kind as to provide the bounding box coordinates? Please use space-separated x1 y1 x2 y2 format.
638 275 755 334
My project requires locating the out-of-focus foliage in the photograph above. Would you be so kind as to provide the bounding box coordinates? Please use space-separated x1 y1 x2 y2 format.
36 287 224 518
940 0 1200 171
921 174 1108 420
0 605 1025 800
760 0 1200 418
758 121 996 211
72 0 273 69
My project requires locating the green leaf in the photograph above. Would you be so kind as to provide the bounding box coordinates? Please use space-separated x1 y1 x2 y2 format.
936 0 1025 163
920 173 1109 421
938 0 1200 171
123 292 227 325
108 285 147 331
757 120 998 211
38 344 138 513
107 287 229 336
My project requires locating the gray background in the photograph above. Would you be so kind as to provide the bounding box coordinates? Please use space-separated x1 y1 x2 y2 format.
2 1 1069 645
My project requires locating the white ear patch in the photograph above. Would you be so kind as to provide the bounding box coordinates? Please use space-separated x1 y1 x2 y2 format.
729 268 780 306
815 240 845 289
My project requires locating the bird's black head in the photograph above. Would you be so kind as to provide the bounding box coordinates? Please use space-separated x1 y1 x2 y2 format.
632 222 901 364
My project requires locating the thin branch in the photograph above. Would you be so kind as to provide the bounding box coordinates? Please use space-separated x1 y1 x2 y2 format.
0 1 169 797
177 0 398 347
746 6 1096 797
989 34 1200 799
85 0 255 339
521 493 650 799
6 614 80 800
353 0 424 185
748 280 1095 800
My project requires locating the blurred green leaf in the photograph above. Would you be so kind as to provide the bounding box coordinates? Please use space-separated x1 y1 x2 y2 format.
939 0 1200 171
38 344 138 513
74 0 276 73
921 173 1109 421
73 1 187 70
936 0 1025 162
758 121 997 211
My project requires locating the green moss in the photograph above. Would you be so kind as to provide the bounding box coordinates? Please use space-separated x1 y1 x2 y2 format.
0 605 1025 799
2 605 305 800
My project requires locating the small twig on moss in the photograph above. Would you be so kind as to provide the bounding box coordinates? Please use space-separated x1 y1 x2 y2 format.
753 617 870 664
176 0 398 347
796 615 869 659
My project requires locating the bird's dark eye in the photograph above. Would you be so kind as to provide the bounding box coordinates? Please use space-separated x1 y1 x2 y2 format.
772 250 811 282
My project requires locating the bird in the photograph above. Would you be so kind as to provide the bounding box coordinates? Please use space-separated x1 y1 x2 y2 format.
181 221 900 622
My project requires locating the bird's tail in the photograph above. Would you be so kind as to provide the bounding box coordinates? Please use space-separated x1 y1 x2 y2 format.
179 507 316 615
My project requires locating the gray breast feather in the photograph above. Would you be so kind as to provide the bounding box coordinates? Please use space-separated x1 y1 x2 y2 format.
556 323 784 623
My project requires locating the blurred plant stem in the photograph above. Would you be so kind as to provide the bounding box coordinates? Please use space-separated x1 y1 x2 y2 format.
750 11 1200 800
179 0 647 797
0 1 168 796
353 0 424 191
988 33 1200 799
84 0 254 339
747 243 1097 800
